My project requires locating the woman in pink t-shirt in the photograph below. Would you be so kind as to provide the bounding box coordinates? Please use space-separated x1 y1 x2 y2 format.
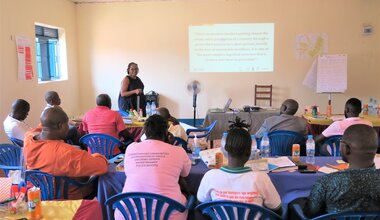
115 115 192 220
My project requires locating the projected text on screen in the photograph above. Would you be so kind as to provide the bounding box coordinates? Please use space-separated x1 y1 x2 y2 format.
189 23 274 73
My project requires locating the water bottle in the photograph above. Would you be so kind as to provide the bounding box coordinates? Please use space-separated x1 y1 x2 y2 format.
260 132 270 157
306 135 315 164
373 99 378 117
220 132 228 158
151 102 157 115
192 134 201 161
369 98 373 116
249 134 258 160
146 102 151 116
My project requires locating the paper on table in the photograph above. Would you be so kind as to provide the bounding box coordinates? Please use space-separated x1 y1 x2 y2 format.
199 148 227 167
318 166 338 174
0 178 12 201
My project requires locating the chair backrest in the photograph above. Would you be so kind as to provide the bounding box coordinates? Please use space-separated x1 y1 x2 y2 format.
173 137 191 153
0 144 22 176
267 130 305 156
292 203 380 220
79 133 122 159
25 170 70 200
9 137 24 147
186 120 217 141
118 110 129 117
321 135 342 156
254 84 273 107
105 192 187 220
196 200 282 220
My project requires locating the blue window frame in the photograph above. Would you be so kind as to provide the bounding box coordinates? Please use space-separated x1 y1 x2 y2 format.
35 25 61 81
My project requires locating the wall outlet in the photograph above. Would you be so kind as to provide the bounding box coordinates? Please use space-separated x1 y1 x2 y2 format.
363 25 373 35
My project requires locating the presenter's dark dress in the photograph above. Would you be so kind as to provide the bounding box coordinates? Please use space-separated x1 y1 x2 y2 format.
118 75 146 116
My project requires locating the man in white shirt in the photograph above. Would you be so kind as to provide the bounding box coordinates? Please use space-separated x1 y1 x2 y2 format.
3 99 32 141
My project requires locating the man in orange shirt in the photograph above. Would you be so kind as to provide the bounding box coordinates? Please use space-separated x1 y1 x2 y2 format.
24 107 108 199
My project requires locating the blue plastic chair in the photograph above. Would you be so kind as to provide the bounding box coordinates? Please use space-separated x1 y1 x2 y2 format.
117 110 129 117
292 203 380 220
79 133 122 159
186 120 217 142
105 192 195 220
320 135 342 156
196 200 282 220
267 130 305 156
0 144 22 176
9 137 24 147
173 137 192 153
25 170 96 200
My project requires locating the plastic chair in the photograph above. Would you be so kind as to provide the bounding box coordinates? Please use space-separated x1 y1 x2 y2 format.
25 170 96 200
79 133 122 159
267 130 305 156
255 84 273 107
9 137 24 147
0 144 22 176
173 137 191 153
292 203 380 220
118 110 129 117
196 200 282 220
105 192 195 220
320 135 342 156
186 120 217 142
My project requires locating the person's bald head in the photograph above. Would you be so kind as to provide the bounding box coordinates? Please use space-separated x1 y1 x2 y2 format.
11 99 30 121
340 124 378 166
344 98 362 118
96 94 111 108
45 91 61 106
40 108 69 139
280 99 299 115
156 107 170 120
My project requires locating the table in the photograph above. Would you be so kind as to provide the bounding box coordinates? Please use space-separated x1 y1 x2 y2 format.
0 199 102 220
98 157 338 220
125 121 144 142
303 114 380 136
203 109 280 141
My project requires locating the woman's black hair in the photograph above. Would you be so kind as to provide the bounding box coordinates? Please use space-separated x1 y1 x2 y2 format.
225 128 252 158
144 114 169 140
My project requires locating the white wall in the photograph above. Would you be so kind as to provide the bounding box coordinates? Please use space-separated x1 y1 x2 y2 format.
0 0 79 142
76 0 380 120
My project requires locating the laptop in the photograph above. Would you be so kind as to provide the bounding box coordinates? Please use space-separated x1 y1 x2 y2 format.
210 98 232 113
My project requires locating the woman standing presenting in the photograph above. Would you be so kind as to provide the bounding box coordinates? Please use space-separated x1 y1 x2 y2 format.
118 62 146 116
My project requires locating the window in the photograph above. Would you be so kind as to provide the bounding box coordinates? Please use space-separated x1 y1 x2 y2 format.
35 25 67 82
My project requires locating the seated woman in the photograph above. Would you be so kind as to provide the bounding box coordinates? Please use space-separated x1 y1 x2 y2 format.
197 124 282 214
115 115 191 220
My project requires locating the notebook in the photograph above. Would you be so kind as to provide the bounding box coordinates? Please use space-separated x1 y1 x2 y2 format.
210 98 232 113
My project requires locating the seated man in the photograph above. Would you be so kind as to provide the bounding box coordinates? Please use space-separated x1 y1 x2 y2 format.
255 99 307 138
156 107 188 141
43 90 80 145
115 115 191 220
44 91 62 111
314 98 372 145
197 123 282 215
305 124 380 217
3 99 32 141
24 108 108 199
81 94 133 154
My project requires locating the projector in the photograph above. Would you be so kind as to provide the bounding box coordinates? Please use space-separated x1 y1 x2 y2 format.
243 106 261 112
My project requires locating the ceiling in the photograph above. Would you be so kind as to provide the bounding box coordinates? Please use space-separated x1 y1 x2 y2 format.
70 0 175 3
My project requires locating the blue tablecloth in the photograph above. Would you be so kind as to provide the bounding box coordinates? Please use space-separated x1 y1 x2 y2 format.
98 156 340 220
